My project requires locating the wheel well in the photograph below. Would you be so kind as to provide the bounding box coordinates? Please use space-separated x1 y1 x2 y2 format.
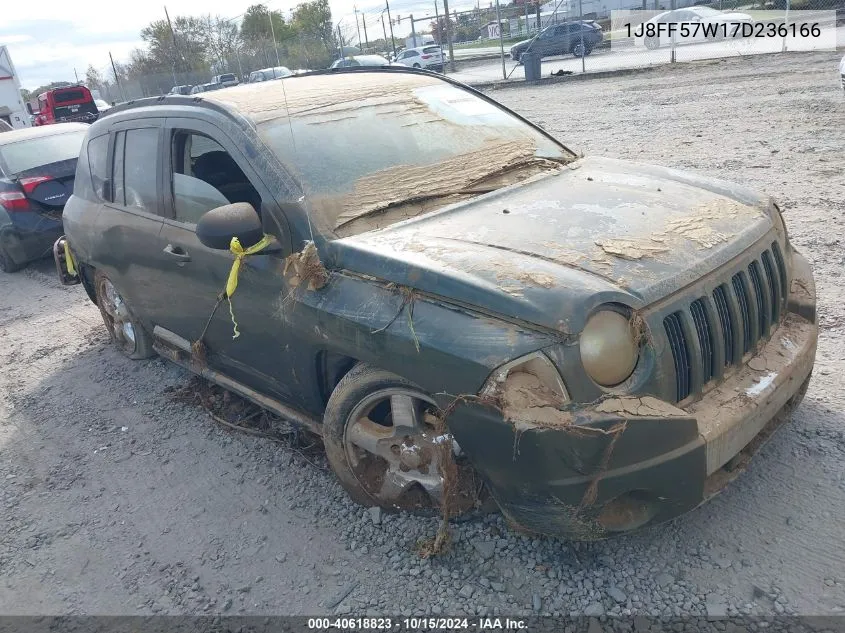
79 264 98 305
318 352 359 405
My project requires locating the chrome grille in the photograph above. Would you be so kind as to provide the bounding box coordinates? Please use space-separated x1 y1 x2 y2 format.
663 243 788 402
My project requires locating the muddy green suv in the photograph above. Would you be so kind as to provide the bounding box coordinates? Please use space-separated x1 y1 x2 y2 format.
56 68 817 539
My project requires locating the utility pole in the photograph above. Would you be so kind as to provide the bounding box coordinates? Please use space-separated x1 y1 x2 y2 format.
268 10 282 66
494 0 505 79
354 7 363 48
442 0 456 71
434 0 443 47
578 0 585 73
109 51 125 102
362 14 369 50
164 6 184 83
73 68 79 84
410 14 417 47
338 24 345 58
381 14 389 50
385 0 397 58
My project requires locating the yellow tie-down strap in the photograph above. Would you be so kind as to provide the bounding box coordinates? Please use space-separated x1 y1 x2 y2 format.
225 234 274 339
63 240 77 276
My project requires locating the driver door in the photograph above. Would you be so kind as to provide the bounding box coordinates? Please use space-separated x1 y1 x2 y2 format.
154 117 299 403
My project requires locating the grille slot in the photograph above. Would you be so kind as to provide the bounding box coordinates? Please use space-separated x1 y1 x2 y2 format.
713 285 733 366
772 241 788 299
690 299 714 383
732 273 752 353
761 250 780 323
664 312 691 402
748 261 768 336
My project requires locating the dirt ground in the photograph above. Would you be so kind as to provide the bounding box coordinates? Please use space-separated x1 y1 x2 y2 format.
1 50 843 617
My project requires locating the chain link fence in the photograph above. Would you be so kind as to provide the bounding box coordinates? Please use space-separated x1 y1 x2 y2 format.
433 0 844 85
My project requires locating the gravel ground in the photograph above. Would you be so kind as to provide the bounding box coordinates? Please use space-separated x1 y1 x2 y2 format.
1 50 844 618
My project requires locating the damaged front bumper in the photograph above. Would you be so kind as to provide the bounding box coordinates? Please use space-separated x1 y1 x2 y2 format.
448 251 817 539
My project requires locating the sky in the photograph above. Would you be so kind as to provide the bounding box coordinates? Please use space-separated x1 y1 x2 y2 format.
2 0 479 91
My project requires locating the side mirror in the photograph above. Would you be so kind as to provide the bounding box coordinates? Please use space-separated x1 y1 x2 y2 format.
196 203 263 250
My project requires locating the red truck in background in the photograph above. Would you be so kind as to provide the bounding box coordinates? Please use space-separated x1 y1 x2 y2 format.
27 85 99 126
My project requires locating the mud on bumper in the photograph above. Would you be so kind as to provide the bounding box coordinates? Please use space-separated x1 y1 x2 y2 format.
448 254 818 539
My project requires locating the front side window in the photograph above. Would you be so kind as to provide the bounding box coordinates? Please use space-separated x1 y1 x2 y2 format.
169 131 261 225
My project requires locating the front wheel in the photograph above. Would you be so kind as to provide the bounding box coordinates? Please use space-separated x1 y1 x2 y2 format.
644 35 660 50
413 63 421 68
94 270 155 359
322 363 483 516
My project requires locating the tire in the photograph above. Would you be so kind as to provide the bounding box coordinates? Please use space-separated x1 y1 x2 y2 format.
413 63 421 68
512 52 521 63
644 35 660 50
94 270 155 360
0 233 23 273
322 363 485 516
571 42 587 58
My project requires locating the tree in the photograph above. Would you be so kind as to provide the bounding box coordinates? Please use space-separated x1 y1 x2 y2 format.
291 0 335 58
85 64 104 89
205 15 240 71
140 15 209 73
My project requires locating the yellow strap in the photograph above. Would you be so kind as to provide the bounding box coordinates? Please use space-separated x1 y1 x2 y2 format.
224 234 274 339
63 240 77 276
226 234 274 298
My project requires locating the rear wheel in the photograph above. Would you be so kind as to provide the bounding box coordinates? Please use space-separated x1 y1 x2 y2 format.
0 233 23 273
571 42 591 57
322 363 484 516
413 63 421 68
94 270 154 359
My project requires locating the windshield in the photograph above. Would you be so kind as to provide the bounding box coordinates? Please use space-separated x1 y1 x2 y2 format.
0 130 86 175
255 73 573 237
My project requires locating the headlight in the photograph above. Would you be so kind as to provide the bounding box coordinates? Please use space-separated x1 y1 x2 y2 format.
580 309 639 387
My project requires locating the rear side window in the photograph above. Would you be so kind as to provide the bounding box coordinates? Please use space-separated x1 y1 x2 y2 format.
73 133 109 202
112 128 159 213
423 46 440 54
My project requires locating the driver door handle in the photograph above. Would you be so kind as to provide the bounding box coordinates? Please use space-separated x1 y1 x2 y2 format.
163 244 191 262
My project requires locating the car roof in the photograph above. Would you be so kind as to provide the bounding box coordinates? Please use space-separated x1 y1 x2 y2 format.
0 122 89 145
100 69 447 129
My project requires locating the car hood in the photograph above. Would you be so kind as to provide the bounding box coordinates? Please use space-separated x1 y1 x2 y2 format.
510 38 534 52
329 156 776 334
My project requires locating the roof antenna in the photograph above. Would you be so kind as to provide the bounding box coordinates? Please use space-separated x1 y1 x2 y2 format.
277 76 314 244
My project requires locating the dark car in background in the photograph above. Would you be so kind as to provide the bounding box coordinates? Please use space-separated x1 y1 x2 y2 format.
0 123 88 272
510 20 603 61
56 69 816 539
28 85 99 126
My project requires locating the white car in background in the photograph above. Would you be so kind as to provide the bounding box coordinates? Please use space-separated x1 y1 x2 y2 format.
637 6 754 49
248 66 293 82
393 45 444 71
94 99 112 112
329 54 404 69
840 54 845 94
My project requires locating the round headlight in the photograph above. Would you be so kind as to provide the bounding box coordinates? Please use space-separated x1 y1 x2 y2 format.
580 310 639 387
